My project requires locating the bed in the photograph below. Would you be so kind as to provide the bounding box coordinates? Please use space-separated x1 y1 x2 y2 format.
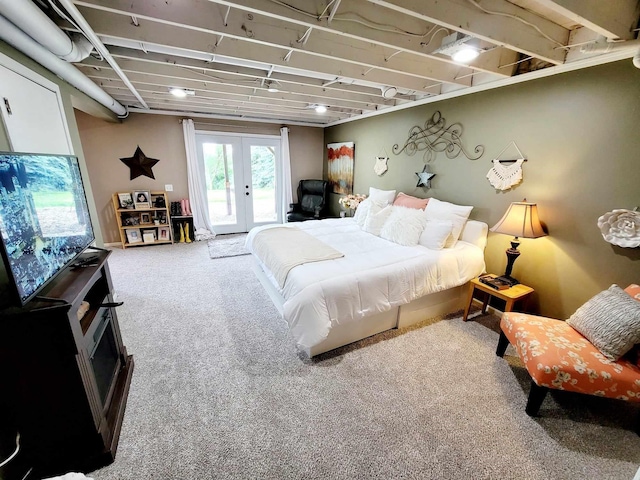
246 217 487 357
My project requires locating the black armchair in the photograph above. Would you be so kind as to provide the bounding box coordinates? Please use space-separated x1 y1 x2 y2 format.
287 179 329 222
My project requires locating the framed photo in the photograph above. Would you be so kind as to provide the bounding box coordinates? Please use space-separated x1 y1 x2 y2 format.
140 212 152 224
151 194 166 208
327 142 354 194
126 228 142 244
142 228 157 243
158 226 170 241
157 212 167 224
133 190 151 209
117 192 134 209
121 213 140 226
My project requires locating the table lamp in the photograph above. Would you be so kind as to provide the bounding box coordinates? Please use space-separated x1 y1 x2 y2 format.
490 200 546 286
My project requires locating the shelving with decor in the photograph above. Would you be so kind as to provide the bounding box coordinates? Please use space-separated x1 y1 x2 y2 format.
112 191 173 248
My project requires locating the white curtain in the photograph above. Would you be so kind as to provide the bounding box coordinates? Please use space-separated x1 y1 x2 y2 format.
182 118 216 240
280 126 293 223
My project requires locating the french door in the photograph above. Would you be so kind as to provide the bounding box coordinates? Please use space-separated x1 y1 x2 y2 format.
195 133 282 234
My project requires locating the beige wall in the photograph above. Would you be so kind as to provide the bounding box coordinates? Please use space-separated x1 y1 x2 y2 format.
75 112 324 243
325 60 640 320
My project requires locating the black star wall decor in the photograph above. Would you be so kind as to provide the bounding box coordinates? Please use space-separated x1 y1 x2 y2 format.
120 146 159 180
416 165 436 188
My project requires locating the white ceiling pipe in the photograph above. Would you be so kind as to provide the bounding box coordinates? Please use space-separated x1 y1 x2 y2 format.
57 0 149 109
581 37 640 54
0 15 127 116
0 0 92 62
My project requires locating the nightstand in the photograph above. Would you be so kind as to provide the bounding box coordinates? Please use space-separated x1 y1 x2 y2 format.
463 274 534 322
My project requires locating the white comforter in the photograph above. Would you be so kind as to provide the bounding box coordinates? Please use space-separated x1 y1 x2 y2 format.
246 218 485 349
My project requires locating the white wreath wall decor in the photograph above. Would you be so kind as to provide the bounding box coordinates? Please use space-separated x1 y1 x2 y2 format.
597 208 640 248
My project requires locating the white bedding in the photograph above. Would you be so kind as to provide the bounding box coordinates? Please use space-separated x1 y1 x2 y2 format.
246 218 486 350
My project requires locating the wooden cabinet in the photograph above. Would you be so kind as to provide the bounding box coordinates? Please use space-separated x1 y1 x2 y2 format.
112 191 173 248
0 249 133 479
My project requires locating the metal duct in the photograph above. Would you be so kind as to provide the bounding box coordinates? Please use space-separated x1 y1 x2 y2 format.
0 0 92 62
0 14 127 116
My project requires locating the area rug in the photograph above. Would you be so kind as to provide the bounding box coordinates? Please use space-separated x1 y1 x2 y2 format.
207 233 250 259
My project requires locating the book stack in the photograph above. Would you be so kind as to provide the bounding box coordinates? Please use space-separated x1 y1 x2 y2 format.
479 275 511 290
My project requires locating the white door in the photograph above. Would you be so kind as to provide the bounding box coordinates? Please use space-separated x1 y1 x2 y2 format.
0 63 71 155
196 134 281 234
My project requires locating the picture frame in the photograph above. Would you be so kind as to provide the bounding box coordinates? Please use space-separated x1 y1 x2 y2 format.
158 226 170 241
142 228 157 243
117 192 134 209
125 228 142 244
140 212 152 224
327 142 355 194
121 213 140 226
157 212 167 224
133 190 151 209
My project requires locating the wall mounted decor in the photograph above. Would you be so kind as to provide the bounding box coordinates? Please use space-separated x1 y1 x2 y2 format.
327 142 354 194
416 165 436 188
374 156 389 176
120 145 159 180
597 208 640 248
393 111 484 163
486 141 528 191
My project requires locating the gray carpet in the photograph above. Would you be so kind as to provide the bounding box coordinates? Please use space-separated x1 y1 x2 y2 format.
207 233 250 259
93 242 640 479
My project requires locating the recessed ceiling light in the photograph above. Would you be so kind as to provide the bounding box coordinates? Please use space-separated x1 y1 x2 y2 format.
315 105 327 113
451 47 480 63
381 86 397 99
265 81 279 93
169 87 195 97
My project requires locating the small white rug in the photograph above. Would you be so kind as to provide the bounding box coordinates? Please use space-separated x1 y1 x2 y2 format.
207 233 250 259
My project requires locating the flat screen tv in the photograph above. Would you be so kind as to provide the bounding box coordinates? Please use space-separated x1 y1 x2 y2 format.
0 152 95 306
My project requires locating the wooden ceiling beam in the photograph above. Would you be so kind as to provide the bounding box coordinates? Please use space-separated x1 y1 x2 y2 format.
531 0 640 40
73 0 470 86
367 0 570 64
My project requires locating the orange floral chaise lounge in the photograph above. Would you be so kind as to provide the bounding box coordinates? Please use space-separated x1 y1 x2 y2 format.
496 284 640 425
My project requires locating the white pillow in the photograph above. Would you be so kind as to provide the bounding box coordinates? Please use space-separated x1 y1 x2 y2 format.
380 205 427 246
424 198 473 248
369 187 396 205
352 198 371 227
419 220 454 250
363 204 393 236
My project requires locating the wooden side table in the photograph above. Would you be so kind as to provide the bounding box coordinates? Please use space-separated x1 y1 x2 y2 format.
463 274 534 322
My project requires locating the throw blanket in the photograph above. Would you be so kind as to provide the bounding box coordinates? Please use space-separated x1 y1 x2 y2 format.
252 227 344 288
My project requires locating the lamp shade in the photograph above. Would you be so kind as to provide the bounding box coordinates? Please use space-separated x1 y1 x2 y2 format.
490 202 546 238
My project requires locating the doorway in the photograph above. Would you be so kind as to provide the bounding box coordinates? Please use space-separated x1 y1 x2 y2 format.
195 133 282 234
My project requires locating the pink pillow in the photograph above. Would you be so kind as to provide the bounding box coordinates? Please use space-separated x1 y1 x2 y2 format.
624 284 640 301
393 192 429 210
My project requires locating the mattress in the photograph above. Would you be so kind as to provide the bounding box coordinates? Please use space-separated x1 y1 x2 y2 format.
246 218 486 350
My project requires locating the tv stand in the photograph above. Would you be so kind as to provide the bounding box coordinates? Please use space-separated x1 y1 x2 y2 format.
0 250 134 479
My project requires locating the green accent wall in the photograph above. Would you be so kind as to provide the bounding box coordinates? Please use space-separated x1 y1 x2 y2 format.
325 60 640 320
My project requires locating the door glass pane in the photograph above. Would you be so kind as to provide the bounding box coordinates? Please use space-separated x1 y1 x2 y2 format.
203 143 236 225
250 145 277 223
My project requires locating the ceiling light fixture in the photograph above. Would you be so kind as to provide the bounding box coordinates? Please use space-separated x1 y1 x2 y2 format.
265 81 279 93
434 32 481 64
169 87 195 98
381 86 398 99
315 105 327 113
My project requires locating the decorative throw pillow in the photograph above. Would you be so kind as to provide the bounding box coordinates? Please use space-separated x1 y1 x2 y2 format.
363 204 393 236
566 284 640 361
419 220 454 250
352 198 371 227
369 187 396 206
393 192 429 210
379 205 427 246
625 283 640 301
423 198 473 248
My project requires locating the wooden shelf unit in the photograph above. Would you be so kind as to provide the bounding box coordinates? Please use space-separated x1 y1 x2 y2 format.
112 191 173 248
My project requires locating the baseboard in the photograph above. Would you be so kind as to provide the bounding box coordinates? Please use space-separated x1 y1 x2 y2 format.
104 242 123 248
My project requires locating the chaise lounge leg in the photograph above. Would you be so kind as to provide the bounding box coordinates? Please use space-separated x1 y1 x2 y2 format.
525 381 549 416
496 330 510 357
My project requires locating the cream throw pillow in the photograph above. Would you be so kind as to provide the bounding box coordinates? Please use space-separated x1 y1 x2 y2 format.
352 198 372 228
419 220 454 250
363 204 392 236
423 198 473 248
380 205 427 246
566 284 640 361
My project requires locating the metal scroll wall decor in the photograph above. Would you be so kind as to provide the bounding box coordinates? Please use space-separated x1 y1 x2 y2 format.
392 111 484 163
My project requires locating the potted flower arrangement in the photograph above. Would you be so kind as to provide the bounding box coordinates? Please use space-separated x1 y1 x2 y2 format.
338 193 367 216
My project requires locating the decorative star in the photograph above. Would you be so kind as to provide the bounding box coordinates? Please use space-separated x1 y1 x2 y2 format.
416 165 436 188
120 146 159 180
